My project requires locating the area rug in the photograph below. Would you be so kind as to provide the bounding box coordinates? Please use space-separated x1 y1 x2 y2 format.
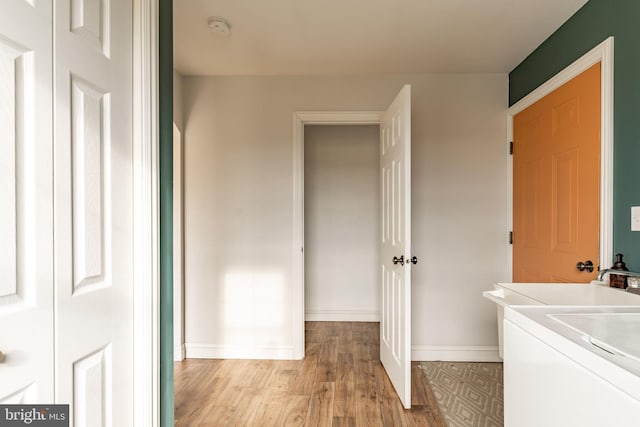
420 361 504 427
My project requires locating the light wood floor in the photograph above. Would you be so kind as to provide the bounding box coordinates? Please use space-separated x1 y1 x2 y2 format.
174 322 446 426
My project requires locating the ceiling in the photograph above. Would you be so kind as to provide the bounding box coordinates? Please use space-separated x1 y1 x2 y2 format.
173 0 588 76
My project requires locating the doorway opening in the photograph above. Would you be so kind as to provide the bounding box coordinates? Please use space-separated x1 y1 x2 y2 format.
303 124 381 323
293 84 414 409
292 112 384 358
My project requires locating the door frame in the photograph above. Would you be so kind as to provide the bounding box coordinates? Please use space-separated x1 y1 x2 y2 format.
133 0 160 426
506 36 614 280
173 122 185 362
292 111 383 359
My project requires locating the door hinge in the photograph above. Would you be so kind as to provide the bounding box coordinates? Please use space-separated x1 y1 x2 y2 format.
509 141 514 155
509 231 513 245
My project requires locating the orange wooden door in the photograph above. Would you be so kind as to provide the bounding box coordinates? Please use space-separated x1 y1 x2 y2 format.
513 63 601 283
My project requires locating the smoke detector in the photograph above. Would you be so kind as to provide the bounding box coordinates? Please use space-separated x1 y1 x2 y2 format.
208 17 231 37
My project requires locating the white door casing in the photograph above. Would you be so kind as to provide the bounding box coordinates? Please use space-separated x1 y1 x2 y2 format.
293 111 384 359
0 0 54 404
173 123 185 361
380 85 412 409
54 0 134 425
132 0 160 425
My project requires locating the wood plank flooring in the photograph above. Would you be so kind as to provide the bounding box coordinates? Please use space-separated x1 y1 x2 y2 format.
174 322 447 426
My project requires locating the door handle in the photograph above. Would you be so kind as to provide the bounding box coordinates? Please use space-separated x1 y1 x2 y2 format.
406 256 418 265
393 255 404 265
576 260 594 272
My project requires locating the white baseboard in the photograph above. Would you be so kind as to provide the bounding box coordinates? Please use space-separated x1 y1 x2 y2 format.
184 343 295 360
305 309 380 322
412 345 502 362
174 344 185 361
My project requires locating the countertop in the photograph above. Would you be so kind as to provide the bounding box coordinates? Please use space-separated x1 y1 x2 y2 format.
505 305 640 401
495 282 640 305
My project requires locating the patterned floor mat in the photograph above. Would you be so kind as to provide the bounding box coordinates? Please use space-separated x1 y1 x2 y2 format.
420 361 504 427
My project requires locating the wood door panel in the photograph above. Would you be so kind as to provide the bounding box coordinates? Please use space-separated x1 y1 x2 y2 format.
0 38 23 299
393 159 404 247
522 158 543 248
513 63 600 283
73 345 112 426
0 384 38 404
551 97 579 136
70 76 109 293
552 149 578 254
70 0 110 56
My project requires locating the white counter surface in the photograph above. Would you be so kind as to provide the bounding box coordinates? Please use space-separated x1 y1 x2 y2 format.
495 282 640 305
505 305 640 401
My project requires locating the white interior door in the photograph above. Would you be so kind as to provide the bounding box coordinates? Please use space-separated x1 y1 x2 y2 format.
54 0 134 425
380 84 412 409
0 0 54 404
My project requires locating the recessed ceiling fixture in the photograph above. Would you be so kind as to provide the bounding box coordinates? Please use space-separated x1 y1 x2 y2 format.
208 16 232 37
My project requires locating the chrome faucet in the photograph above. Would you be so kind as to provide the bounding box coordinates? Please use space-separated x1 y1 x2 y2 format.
596 269 640 282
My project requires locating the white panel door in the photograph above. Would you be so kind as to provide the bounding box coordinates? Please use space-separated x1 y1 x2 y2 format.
380 85 412 409
0 0 54 404
54 0 133 425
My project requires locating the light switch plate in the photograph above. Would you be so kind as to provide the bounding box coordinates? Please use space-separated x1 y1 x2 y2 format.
632 206 640 231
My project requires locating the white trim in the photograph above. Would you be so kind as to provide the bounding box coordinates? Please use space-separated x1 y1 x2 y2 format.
185 344 295 360
292 111 384 360
506 37 614 279
174 344 185 362
133 1 159 426
411 346 502 362
172 123 184 365
305 309 381 322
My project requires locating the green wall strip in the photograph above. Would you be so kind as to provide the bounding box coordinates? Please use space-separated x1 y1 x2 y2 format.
509 0 640 271
159 0 174 425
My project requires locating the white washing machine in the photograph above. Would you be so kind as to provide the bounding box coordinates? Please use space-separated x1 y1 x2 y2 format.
504 305 640 427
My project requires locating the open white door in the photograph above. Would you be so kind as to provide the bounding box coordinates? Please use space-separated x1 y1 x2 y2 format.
54 0 134 424
0 0 54 404
380 85 412 409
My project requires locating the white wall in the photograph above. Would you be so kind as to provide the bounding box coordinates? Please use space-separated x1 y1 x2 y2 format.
183 74 509 360
304 125 380 321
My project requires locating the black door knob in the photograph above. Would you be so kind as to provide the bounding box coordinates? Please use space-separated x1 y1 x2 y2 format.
393 255 404 265
576 260 594 272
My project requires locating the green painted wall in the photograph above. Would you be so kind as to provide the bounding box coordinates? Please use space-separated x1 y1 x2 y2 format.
509 0 640 271
159 0 174 425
